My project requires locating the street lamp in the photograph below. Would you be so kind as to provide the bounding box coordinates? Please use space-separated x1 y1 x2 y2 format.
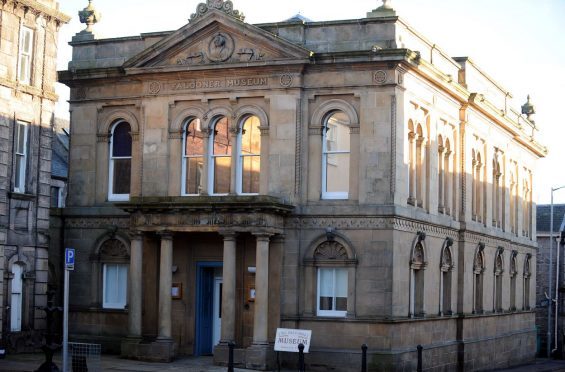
548 185 565 357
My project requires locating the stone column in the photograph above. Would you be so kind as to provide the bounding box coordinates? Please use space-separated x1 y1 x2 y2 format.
157 232 173 341
220 232 237 343
252 233 271 345
201 129 211 195
229 125 238 195
128 232 143 338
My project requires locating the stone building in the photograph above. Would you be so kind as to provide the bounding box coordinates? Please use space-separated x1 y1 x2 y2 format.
0 0 68 351
536 204 565 357
57 0 546 370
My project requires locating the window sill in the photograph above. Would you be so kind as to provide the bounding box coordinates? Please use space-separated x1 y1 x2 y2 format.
9 192 35 201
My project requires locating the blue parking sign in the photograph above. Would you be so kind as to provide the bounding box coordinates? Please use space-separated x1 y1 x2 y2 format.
65 248 75 270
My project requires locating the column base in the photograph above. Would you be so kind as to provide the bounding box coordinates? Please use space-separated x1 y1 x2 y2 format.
120 338 176 362
245 343 276 370
213 343 245 367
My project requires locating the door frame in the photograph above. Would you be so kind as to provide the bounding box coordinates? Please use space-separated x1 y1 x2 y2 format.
195 261 223 356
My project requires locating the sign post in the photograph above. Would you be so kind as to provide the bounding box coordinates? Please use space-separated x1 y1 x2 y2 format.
63 248 75 372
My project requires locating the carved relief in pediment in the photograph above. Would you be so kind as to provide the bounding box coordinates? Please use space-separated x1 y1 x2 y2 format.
172 31 268 66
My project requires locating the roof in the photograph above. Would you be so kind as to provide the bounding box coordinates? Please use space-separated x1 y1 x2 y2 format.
284 14 313 23
536 204 565 233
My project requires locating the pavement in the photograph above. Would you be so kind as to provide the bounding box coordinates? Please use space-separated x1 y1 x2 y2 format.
2 353 565 372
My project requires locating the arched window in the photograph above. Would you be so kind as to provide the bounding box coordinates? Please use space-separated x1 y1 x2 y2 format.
209 116 232 195
510 251 518 311
443 138 453 216
322 111 350 199
523 175 532 238
494 249 504 312
237 116 261 194
304 233 357 318
473 245 485 313
440 238 454 316
410 233 427 317
182 118 204 195
472 150 484 223
408 120 416 205
108 120 132 201
509 168 518 235
415 124 425 208
99 238 130 309
523 254 532 310
10 263 24 332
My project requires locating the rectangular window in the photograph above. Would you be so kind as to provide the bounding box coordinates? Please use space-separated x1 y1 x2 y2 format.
103 263 128 309
18 26 33 85
14 121 28 193
317 267 348 317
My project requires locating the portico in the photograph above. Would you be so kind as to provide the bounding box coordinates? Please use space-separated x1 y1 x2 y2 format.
119 196 291 365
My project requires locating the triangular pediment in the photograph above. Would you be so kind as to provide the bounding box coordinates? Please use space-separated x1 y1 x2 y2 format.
124 9 311 69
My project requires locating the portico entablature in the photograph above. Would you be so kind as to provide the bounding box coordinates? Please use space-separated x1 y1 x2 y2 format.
117 195 293 234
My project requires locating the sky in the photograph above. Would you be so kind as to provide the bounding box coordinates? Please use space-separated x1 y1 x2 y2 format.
54 0 565 204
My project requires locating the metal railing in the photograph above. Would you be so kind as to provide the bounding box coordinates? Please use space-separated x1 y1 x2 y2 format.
68 342 101 372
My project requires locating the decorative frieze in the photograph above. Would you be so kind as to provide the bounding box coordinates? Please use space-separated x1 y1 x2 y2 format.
65 217 130 229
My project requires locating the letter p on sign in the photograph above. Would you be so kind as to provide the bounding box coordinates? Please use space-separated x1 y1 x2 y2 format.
65 248 75 271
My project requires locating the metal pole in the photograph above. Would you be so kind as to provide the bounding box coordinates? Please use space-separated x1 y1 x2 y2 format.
556 221 562 356
298 343 305 372
228 341 234 372
417 345 423 372
549 190 554 358
361 344 367 372
63 268 69 372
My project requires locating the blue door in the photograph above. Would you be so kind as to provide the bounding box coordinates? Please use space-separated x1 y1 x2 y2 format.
195 262 222 356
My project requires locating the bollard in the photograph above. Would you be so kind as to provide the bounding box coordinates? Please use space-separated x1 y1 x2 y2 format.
361 344 368 372
298 343 305 372
228 341 235 372
417 345 423 372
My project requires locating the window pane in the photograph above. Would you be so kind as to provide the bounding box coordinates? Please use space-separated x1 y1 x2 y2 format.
104 264 118 304
185 119 204 156
51 186 60 207
113 158 131 194
213 117 231 155
326 153 350 193
326 112 350 152
15 155 23 189
23 29 32 54
118 265 128 306
214 156 231 194
17 123 26 153
185 157 203 194
19 56 28 82
241 116 260 155
241 155 260 194
112 122 132 157
319 268 334 311
335 268 348 311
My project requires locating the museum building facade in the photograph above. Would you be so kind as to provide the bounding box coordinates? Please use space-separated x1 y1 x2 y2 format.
56 1 546 370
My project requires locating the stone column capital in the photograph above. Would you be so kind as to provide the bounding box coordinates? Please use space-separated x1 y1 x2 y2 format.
219 230 238 241
128 230 144 241
158 231 174 241
253 232 273 242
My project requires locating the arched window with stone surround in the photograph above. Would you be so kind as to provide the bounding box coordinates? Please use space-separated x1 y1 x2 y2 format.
493 248 504 312
523 254 532 310
509 166 518 235
439 238 454 316
209 116 232 195
522 175 532 238
438 135 445 213
237 115 261 195
108 120 132 201
492 153 504 229
472 150 484 223
510 251 518 311
95 237 130 309
182 117 204 195
303 233 357 318
473 244 485 313
322 111 350 199
409 232 427 317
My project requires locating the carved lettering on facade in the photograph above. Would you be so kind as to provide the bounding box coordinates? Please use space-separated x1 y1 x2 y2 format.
148 77 269 94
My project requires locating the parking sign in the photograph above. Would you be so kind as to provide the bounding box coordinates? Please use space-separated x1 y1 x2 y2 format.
65 248 75 271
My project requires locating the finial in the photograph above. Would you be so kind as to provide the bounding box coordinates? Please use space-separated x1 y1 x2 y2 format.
367 0 396 18
79 0 101 33
190 0 245 23
521 95 535 123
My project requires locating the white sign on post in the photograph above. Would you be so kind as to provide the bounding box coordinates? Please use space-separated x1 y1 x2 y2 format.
274 328 312 353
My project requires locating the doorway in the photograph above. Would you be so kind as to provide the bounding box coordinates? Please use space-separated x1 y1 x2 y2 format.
195 262 223 356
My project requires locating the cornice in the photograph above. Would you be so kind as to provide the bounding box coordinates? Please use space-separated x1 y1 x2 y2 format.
0 77 58 101
5 0 71 23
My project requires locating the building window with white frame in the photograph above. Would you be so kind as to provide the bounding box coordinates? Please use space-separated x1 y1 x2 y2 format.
102 263 128 309
17 26 33 85
237 115 261 194
182 118 204 195
10 263 24 332
322 111 350 199
317 267 348 317
14 121 28 193
108 120 132 201
209 116 231 195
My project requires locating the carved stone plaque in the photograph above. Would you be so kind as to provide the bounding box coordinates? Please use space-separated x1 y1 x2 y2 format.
208 32 235 62
373 70 387 84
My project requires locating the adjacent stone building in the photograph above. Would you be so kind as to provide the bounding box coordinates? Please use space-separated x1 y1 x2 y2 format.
57 1 546 370
536 204 565 357
0 0 69 351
